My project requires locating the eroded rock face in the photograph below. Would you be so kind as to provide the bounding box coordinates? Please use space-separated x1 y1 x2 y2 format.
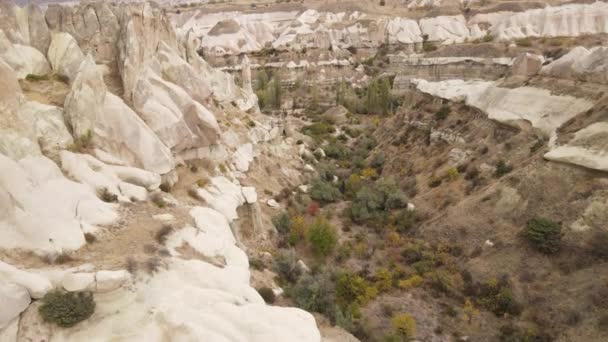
65 55 175 174
0 30 51 79
0 282 30 329
179 2 608 57
542 46 608 84
47 32 85 81
118 2 179 103
45 2 120 64
545 122 608 172
0 153 118 253
132 66 219 154
412 79 594 138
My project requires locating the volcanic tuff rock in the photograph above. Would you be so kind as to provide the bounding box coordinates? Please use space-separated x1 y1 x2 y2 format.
0 1 320 341
177 2 608 56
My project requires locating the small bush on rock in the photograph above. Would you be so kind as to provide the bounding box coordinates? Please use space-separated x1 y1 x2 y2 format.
272 212 292 235
494 160 513 178
39 290 95 327
272 249 301 283
391 313 416 339
522 218 562 254
308 217 338 257
310 179 341 203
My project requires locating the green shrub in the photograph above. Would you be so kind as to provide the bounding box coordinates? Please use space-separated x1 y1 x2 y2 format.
394 209 417 233
494 160 513 178
302 121 335 139
39 291 95 327
288 272 336 313
308 217 337 257
476 277 521 316
435 106 450 120
522 218 562 254
272 212 292 235
310 179 341 203
272 250 301 283
515 37 532 47
25 73 50 81
324 141 350 160
316 161 337 181
349 177 407 223
423 42 438 52
68 130 93 153
336 272 377 306
257 287 276 303
370 153 385 170
391 313 416 339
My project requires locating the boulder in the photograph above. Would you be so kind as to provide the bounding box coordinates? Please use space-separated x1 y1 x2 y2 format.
0 316 18 341
0 282 30 328
156 42 212 104
0 153 118 253
0 31 51 79
0 261 52 299
323 106 350 124
61 272 95 292
60 151 156 203
64 55 175 175
242 187 257 204
511 53 544 77
195 176 245 221
95 270 131 293
132 67 220 154
47 32 85 82
233 143 254 172
18 101 73 159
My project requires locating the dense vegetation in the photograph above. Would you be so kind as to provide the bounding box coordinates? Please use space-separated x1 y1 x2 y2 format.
39 291 96 327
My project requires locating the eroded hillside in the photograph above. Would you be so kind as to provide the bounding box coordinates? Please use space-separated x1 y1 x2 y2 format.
1 0 608 341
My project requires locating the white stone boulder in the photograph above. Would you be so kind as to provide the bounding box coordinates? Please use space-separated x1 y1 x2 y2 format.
0 30 51 79
0 153 118 253
0 261 52 299
545 122 608 172
195 176 245 221
60 151 158 202
267 199 280 208
242 186 257 204
233 143 254 172
47 32 85 82
61 273 96 292
132 67 220 154
95 270 131 293
18 101 73 159
0 282 30 328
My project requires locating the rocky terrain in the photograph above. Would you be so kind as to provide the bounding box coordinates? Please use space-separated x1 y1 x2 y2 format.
1 0 608 341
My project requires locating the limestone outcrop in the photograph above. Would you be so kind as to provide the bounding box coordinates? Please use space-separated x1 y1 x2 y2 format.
412 79 594 139
541 46 608 84
0 30 50 79
0 2 322 340
179 2 608 56
65 55 175 174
